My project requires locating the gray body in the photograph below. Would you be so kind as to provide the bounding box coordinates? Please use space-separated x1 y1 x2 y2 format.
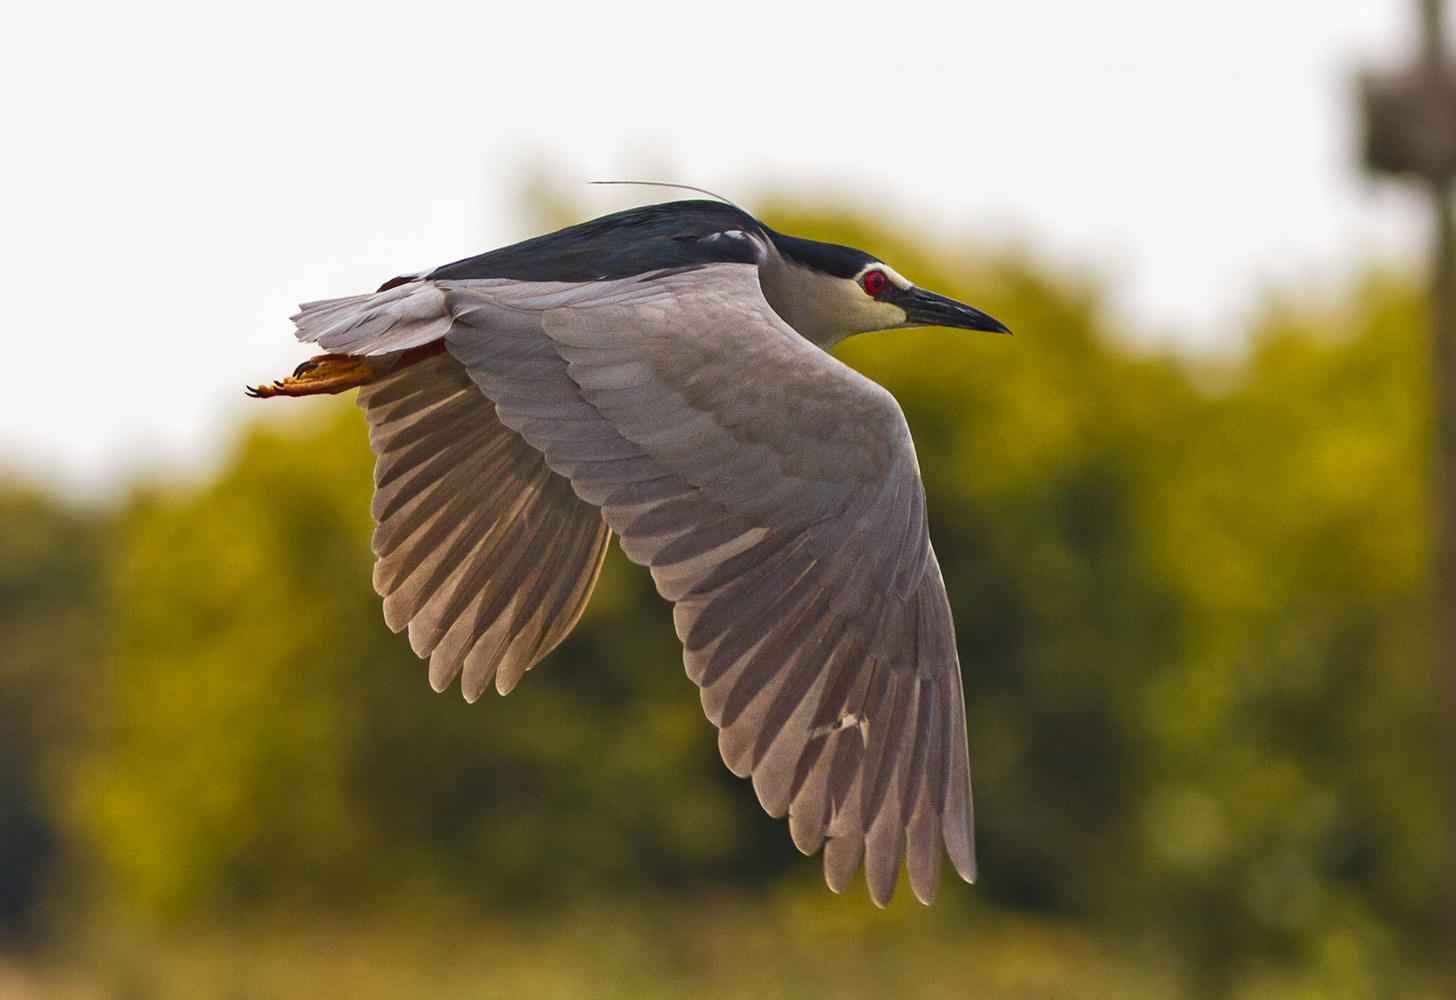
288 200 1007 906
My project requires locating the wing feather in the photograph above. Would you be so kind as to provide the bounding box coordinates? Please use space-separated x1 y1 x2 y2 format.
356 352 610 700
293 263 976 904
448 267 972 904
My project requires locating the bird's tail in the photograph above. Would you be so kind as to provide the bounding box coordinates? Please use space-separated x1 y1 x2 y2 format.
249 278 457 398
291 280 452 356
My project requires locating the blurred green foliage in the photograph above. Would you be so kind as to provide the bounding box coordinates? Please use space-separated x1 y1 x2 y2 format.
0 206 1441 996
0 491 101 936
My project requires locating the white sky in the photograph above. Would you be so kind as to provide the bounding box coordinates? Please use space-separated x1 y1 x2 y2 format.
0 0 1435 495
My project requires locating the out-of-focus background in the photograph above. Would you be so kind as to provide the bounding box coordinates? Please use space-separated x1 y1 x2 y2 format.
0 1 1447 996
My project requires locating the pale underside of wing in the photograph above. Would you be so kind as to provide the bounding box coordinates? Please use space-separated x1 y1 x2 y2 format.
293 265 975 905
356 350 610 700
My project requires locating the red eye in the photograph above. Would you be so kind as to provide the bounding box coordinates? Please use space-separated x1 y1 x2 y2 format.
861 269 888 296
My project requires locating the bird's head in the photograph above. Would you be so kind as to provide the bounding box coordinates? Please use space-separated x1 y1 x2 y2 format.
759 230 1010 349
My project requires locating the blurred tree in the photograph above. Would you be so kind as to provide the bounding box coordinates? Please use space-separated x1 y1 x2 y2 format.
0 488 103 940
1359 2 1456 986
1132 277 1439 992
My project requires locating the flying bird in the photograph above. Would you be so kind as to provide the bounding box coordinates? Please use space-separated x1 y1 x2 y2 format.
249 196 1009 906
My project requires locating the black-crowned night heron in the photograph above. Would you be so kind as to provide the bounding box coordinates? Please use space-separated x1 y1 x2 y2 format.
250 196 1009 906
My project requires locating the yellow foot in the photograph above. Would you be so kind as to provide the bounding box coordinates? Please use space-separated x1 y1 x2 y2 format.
246 354 382 398
248 343 447 399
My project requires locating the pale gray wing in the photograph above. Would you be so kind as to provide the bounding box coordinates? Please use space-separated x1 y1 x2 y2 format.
356 350 610 700
438 265 975 906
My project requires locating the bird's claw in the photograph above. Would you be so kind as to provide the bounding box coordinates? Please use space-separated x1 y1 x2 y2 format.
246 354 378 398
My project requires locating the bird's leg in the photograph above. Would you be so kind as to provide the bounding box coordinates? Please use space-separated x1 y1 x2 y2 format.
246 343 446 398
246 354 378 398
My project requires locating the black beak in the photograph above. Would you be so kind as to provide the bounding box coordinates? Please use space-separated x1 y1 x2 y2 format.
897 287 1010 334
